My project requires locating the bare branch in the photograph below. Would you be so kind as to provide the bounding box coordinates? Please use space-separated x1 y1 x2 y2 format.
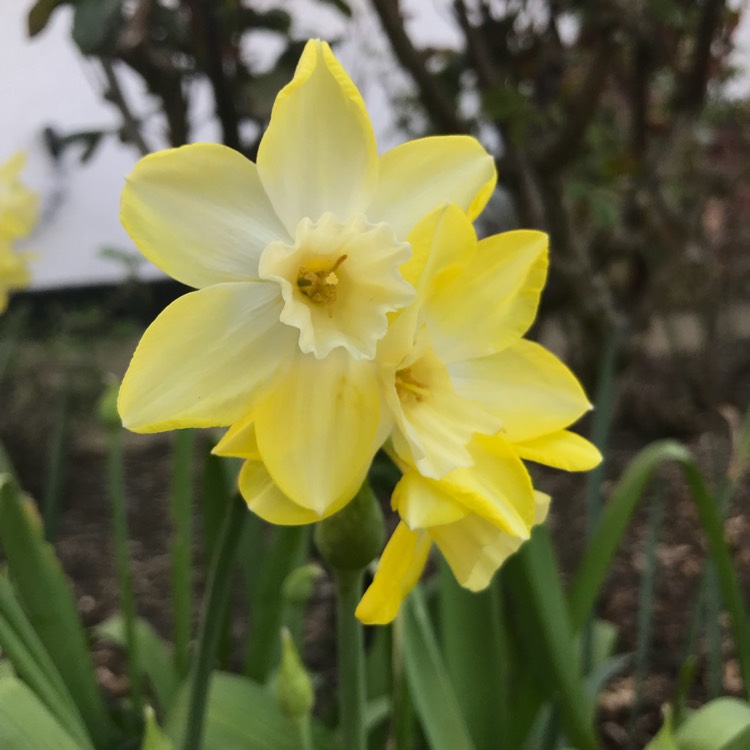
370 0 466 134
100 57 151 156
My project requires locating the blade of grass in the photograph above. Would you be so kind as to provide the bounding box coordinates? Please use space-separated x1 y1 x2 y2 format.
107 426 143 720
401 586 476 750
42 387 68 542
170 429 195 679
627 483 666 749
0 475 116 745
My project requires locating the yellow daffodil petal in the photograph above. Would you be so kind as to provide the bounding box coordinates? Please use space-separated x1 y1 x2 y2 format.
513 430 602 471
254 349 382 515
393 471 469 530
257 40 378 233
121 144 288 289
427 229 548 363
367 136 497 241
431 513 525 591
400 204 474 301
238 459 345 525
389 343 501 479
448 339 593 442
356 522 431 625
212 414 261 460
119 282 296 432
533 491 552 524
439 434 536 537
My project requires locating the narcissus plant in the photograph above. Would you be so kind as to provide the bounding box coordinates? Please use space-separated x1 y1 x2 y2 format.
117 39 496 518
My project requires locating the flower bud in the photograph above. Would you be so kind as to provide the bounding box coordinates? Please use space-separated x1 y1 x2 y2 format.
275 628 314 721
282 563 324 606
314 481 385 571
98 376 122 430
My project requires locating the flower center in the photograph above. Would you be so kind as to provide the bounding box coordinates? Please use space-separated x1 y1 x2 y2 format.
258 213 415 360
395 367 430 402
296 254 348 318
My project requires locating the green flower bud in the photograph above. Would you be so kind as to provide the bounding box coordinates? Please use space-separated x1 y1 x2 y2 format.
275 628 314 721
98 376 122 430
282 563 324 606
314 481 385 572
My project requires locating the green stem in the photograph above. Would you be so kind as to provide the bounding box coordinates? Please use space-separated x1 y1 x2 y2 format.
170 430 195 678
107 428 143 719
182 494 246 750
334 568 366 750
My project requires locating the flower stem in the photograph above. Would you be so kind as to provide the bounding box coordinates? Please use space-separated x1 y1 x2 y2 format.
170 430 194 678
334 568 367 750
107 428 143 720
182 493 246 750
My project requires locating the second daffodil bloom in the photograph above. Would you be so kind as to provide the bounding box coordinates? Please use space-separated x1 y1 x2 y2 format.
353 205 602 624
117 40 496 517
0 152 39 313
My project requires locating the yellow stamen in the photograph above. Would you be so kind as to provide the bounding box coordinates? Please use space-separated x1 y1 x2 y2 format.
297 254 348 318
395 368 429 402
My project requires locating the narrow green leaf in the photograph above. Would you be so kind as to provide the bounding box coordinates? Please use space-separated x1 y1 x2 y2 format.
505 528 600 750
170 430 195 679
165 672 335 750
568 441 750 696
0 578 93 749
0 475 115 745
439 564 507 749
402 587 476 750
96 615 180 713
0 677 83 750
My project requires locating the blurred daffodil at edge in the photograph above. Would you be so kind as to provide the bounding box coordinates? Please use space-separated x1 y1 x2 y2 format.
0 152 39 313
116 39 497 519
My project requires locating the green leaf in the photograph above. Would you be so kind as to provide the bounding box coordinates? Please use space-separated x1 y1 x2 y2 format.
95 615 180 713
72 0 122 55
439 566 508 749
0 577 93 749
568 441 750 696
402 587 476 750
674 698 750 750
0 475 115 746
27 0 67 37
505 528 600 750
0 677 83 750
165 671 335 750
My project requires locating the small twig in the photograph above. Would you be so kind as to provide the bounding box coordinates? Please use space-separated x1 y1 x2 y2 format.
188 0 241 150
100 57 151 155
370 0 466 134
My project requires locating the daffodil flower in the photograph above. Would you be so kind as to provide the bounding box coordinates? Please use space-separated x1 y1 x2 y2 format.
0 152 38 313
0 152 38 243
118 40 496 516
353 205 601 624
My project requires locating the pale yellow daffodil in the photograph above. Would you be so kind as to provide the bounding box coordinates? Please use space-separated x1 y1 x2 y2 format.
0 152 38 312
118 40 496 517
353 205 601 624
